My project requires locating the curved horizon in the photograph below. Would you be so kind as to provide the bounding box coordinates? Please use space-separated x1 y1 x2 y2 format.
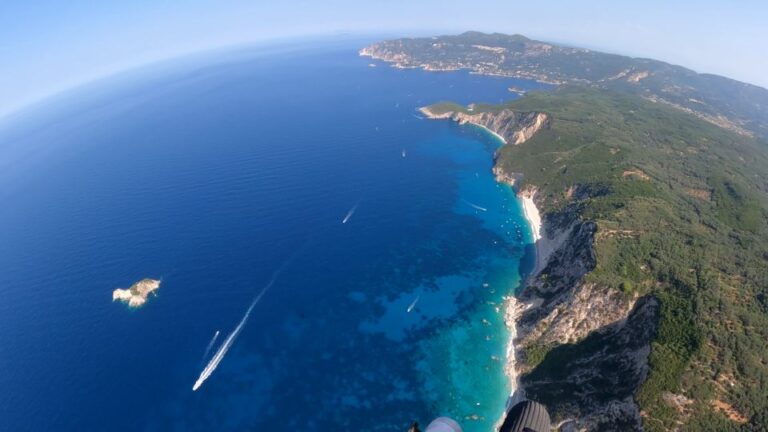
2 0 766 119
5 28 768 125
0 32 389 121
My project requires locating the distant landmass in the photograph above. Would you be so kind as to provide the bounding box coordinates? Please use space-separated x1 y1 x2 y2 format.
113 278 160 308
364 33 768 431
361 31 768 141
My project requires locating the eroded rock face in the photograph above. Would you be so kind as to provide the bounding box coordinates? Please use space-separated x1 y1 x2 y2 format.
510 198 653 430
520 282 636 350
421 107 550 145
492 165 523 187
522 296 659 431
528 217 596 299
451 110 550 145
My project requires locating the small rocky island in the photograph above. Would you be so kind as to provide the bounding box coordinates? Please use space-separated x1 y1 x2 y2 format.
112 278 160 308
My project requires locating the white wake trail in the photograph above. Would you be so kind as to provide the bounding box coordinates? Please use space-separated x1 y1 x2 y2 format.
200 330 220 364
406 295 420 313
192 258 294 391
342 203 359 224
463 199 488 212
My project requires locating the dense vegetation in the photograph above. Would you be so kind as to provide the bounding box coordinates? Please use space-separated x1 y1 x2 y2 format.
487 87 768 430
365 32 768 140
383 31 768 430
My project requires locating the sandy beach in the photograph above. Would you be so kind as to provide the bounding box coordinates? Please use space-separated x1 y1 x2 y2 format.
520 189 543 274
418 106 509 145
501 189 542 413
470 123 508 145
421 102 544 415
521 192 542 243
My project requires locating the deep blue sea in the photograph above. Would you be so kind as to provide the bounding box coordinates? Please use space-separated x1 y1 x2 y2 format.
0 39 549 431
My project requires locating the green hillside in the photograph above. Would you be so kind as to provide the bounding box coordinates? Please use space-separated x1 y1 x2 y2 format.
384 30 768 430
488 87 768 430
363 32 768 140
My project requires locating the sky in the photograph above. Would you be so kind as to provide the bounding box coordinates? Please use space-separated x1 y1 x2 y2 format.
1 0 767 117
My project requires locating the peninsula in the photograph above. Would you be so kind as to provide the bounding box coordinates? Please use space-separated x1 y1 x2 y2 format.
362 31 768 140
112 278 161 308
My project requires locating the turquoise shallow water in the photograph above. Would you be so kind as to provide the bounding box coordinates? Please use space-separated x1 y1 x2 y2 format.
0 39 544 431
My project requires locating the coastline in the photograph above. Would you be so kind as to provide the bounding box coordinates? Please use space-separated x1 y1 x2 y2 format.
359 48 564 85
419 103 545 414
418 101 555 424
472 123 508 145
519 189 543 274
501 188 541 410
520 191 542 244
503 295 525 403
112 278 160 308
418 106 508 145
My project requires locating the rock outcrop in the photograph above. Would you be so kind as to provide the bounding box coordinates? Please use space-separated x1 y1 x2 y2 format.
511 192 649 430
522 296 658 431
113 278 160 308
420 106 549 145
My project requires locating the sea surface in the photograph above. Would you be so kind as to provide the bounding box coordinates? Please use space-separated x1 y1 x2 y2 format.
0 39 549 431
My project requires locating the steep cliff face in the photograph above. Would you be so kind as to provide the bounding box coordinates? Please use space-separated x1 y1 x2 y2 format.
420 107 550 145
523 296 658 431
501 174 648 430
512 203 649 430
423 104 652 430
417 84 768 430
516 210 636 349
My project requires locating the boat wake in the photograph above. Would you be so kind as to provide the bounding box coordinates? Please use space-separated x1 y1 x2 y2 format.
463 199 488 212
342 203 359 224
200 330 220 364
406 295 420 313
192 257 296 391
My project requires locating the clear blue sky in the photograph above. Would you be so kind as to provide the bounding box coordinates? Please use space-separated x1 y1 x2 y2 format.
1 0 766 117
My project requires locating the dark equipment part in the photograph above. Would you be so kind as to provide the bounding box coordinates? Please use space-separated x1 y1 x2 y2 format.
499 400 551 432
408 421 421 432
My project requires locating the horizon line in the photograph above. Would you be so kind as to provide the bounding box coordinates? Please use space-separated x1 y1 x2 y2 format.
2 29 766 122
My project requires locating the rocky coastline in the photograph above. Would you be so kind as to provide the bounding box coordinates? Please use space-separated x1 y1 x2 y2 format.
422 103 651 430
418 106 549 146
420 101 551 407
113 278 160 308
363 33 768 429
359 45 565 85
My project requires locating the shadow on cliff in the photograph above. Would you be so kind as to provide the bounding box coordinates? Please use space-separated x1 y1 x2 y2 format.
521 296 660 431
